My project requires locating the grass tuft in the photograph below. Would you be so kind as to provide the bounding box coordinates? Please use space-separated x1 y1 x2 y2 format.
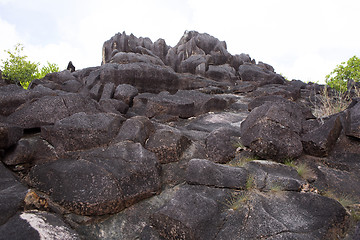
284 160 314 180
311 87 359 119
223 191 249 211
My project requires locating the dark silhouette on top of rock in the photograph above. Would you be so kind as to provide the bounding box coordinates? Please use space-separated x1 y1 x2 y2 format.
67 61 75 72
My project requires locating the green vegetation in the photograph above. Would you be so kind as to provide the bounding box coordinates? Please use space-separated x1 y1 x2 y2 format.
325 55 360 93
284 160 314 180
1 43 59 89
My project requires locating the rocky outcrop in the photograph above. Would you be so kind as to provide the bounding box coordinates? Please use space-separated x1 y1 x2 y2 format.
240 101 305 160
0 30 358 240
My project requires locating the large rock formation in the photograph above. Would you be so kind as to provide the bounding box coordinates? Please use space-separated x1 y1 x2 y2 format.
0 30 358 239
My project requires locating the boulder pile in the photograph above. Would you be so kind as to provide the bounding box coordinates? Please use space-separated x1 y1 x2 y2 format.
0 30 359 239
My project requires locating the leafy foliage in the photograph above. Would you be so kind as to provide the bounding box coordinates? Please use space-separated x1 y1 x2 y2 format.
1 43 59 89
325 55 360 92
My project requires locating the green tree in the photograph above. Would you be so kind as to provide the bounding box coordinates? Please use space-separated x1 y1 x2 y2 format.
325 55 360 92
0 43 59 89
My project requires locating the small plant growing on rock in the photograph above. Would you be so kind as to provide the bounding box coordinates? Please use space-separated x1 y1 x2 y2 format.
312 87 351 119
323 191 357 209
284 160 314 180
224 191 249 211
245 175 256 190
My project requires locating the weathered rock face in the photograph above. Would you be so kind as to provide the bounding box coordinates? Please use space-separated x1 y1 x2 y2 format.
0 30 358 240
345 99 360 139
240 101 305 160
27 142 161 215
0 163 28 225
41 112 124 152
0 211 80 240
302 115 343 157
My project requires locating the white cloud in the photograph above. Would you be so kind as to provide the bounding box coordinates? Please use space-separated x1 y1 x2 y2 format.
1 0 360 83
0 18 22 53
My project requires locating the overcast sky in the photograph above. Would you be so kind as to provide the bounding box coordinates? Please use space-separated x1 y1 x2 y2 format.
1 0 359 83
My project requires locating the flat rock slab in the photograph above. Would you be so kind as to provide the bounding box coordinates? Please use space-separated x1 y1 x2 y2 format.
0 211 80 240
216 191 349 240
151 185 231 240
146 127 191 164
244 160 304 191
99 62 180 94
186 159 248 189
132 90 228 119
7 93 100 129
41 112 124 152
27 141 161 215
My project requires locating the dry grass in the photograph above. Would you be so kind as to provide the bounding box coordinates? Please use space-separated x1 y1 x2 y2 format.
223 191 249 211
284 160 315 180
312 87 351 119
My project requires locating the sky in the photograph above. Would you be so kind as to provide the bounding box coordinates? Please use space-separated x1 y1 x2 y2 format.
1 0 360 83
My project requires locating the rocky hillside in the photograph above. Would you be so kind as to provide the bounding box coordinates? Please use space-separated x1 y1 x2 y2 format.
0 30 359 239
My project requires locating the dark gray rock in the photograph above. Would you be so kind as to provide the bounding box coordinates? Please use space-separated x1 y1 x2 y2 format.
61 79 82 93
28 158 124 215
205 64 237 83
0 122 23 149
243 160 304 191
28 141 161 215
102 31 170 65
113 84 138 105
178 55 206 74
111 52 165 66
99 82 115 100
7 93 101 129
89 82 102 101
115 116 154 145
0 85 56 116
99 98 129 114
174 90 228 114
150 185 230 240
248 95 315 119
99 62 180 94
205 127 241 163
41 112 124 152
345 100 360 139
0 163 28 225
146 127 191 164
232 81 257 93
132 91 196 119
216 191 349 240
77 141 161 208
240 102 304 160
75 186 178 240
249 83 301 100
238 64 285 86
0 211 80 240
132 89 228 119
186 159 248 189
29 70 77 90
302 115 343 157
2 135 58 167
